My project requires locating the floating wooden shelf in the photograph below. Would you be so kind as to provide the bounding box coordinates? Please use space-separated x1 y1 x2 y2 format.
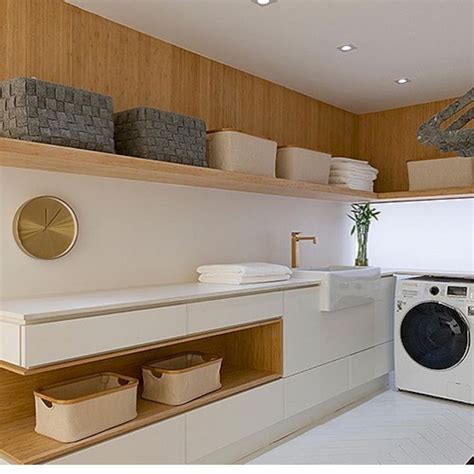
0 138 374 202
0 366 279 464
1 138 472 203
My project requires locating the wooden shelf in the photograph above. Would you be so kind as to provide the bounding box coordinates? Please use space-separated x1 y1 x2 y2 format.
376 186 474 203
0 366 279 465
0 138 374 202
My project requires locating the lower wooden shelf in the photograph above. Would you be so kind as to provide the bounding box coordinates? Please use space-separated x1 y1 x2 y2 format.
0 366 280 465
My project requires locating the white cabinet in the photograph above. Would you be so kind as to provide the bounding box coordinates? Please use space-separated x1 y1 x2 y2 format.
0 321 21 365
375 276 396 345
284 357 350 418
21 305 187 367
283 287 320 376
186 380 284 462
187 292 283 334
49 416 185 464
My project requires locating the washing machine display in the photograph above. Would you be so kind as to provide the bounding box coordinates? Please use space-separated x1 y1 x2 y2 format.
400 301 469 370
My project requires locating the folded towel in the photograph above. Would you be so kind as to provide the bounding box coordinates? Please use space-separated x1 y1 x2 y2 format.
197 262 292 277
330 163 379 175
199 274 291 285
330 169 378 180
332 157 369 165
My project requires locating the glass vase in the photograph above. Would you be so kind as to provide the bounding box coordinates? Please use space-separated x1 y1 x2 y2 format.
355 224 369 267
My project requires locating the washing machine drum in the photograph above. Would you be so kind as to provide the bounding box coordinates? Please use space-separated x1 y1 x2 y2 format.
401 302 469 370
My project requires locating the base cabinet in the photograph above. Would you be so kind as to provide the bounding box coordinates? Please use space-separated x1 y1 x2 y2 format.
49 416 186 465
185 380 284 462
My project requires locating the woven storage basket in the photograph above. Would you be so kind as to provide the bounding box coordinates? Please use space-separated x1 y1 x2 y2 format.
34 373 138 443
0 77 115 152
408 157 474 190
276 146 331 184
142 352 223 406
114 107 207 166
206 129 277 177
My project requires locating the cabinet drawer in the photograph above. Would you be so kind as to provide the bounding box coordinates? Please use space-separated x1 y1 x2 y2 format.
284 358 350 418
350 342 394 388
186 380 284 462
187 292 283 334
21 305 187 367
49 416 185 464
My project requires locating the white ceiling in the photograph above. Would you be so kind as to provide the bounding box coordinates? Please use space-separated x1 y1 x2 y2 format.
67 0 474 114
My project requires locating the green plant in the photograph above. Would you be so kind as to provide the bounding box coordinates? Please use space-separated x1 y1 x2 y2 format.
348 202 380 266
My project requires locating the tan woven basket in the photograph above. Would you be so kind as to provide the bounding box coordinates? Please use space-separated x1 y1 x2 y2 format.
142 352 223 406
34 373 139 443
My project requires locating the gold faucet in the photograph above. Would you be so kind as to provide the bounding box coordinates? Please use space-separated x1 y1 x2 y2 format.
291 231 318 268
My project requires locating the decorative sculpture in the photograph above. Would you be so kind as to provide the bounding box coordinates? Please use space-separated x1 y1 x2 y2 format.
417 87 474 156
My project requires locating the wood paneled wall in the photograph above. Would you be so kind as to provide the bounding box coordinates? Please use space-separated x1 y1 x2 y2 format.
0 0 356 157
355 99 460 192
1 0 467 192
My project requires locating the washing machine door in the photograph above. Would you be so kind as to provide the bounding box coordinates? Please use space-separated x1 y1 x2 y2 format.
401 301 469 370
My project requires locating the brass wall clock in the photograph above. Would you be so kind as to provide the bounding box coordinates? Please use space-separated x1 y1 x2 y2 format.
13 196 78 260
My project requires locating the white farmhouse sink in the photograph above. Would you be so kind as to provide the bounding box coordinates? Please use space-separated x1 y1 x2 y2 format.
293 266 381 311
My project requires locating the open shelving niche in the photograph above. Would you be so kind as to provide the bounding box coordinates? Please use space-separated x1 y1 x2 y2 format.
0 318 282 464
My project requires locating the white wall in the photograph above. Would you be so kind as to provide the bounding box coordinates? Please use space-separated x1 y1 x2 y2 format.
368 199 474 273
0 167 353 299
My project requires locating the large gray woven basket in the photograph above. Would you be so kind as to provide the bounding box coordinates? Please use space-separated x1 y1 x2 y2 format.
114 107 207 167
0 77 115 152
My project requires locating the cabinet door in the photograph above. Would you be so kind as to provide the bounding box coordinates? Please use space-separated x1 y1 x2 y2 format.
187 292 283 334
283 287 320 376
350 341 394 388
49 416 185 464
186 380 284 462
21 305 187 367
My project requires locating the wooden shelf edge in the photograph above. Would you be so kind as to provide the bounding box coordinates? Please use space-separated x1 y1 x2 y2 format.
375 186 474 203
0 138 375 202
0 368 281 465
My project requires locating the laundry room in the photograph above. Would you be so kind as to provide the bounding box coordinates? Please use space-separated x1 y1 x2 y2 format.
0 0 472 468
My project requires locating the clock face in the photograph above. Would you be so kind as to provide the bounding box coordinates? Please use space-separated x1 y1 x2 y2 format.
13 196 78 260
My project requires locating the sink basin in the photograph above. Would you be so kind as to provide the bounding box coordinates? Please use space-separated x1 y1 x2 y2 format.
293 266 381 311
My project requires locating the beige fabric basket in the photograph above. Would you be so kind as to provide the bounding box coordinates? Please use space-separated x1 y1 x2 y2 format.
206 129 277 177
408 157 474 190
34 373 138 443
276 146 331 184
142 352 223 406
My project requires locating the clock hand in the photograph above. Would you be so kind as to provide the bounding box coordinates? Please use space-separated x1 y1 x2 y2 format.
44 208 62 231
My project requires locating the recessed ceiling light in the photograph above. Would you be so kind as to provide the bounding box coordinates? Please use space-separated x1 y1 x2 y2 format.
337 44 357 52
395 78 411 84
252 0 277 6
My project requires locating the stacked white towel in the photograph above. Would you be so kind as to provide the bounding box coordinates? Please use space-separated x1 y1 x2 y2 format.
329 157 378 191
197 262 293 285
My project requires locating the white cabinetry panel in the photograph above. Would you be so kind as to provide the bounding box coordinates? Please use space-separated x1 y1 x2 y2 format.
350 342 394 389
186 380 284 462
49 416 185 464
375 276 395 345
0 321 21 365
283 287 320 376
187 292 283 334
284 358 350 418
21 305 186 367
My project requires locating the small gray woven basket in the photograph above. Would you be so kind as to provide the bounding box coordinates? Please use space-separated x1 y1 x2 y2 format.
0 77 115 152
114 107 207 167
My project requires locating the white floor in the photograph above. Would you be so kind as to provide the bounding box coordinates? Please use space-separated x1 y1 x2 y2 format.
248 386 473 465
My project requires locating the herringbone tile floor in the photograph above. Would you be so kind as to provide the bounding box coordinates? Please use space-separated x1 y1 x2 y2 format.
249 387 473 465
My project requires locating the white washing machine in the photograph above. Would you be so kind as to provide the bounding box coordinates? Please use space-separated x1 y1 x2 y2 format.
395 276 473 404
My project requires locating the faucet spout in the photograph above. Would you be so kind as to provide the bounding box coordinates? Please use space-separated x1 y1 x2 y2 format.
291 232 318 268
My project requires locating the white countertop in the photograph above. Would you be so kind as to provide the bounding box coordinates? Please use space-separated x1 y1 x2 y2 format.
0 277 321 324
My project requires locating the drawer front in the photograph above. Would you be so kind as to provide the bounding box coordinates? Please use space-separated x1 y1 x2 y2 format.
186 380 284 462
350 342 394 389
284 358 350 418
49 416 185 464
375 277 396 345
21 305 187 367
0 321 21 365
283 287 320 376
187 292 283 334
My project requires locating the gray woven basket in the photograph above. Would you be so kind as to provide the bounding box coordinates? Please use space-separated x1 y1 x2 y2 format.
0 77 115 152
114 107 207 167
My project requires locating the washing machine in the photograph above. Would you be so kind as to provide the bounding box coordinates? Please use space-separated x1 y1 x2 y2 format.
395 276 473 404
